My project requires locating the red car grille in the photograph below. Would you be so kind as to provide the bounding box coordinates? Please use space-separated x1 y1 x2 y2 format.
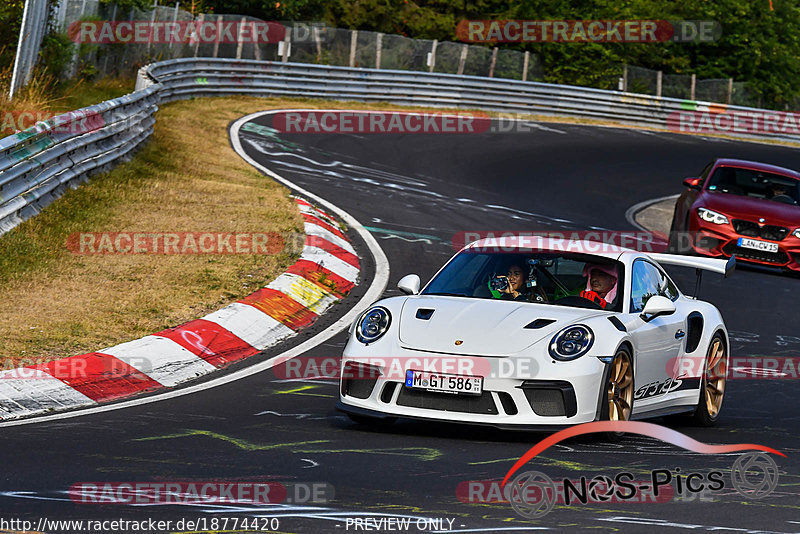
732 219 789 241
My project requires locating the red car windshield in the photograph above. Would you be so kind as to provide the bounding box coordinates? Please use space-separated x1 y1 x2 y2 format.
706 166 800 206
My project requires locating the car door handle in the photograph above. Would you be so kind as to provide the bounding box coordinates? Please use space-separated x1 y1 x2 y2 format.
675 329 686 339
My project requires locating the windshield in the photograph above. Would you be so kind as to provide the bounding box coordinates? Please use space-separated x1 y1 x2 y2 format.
706 166 800 206
422 251 624 311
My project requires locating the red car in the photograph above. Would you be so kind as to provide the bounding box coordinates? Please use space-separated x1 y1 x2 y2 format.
670 158 800 272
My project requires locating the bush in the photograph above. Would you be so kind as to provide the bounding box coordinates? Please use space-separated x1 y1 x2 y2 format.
39 32 74 79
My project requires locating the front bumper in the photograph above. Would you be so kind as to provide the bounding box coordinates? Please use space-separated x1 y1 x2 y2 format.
689 216 800 271
338 349 608 427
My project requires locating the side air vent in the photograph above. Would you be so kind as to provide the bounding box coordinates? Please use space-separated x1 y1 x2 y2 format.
686 312 704 353
416 308 435 320
608 316 627 332
524 318 556 329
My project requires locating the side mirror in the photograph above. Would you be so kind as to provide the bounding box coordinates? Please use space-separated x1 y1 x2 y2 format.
640 295 676 322
683 177 702 190
397 274 421 295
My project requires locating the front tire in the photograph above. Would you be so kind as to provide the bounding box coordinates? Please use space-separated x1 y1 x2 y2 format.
601 347 634 422
692 333 728 426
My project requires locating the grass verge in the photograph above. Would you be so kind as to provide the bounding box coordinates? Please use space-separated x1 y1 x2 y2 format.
0 96 304 367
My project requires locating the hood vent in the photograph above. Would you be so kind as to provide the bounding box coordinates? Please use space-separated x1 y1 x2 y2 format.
524 318 556 329
415 308 435 320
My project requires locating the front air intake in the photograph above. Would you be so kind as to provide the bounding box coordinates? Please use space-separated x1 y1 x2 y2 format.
341 362 381 399
518 380 577 417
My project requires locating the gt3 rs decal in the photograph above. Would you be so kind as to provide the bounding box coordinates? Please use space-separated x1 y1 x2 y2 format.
634 377 701 400
634 377 682 400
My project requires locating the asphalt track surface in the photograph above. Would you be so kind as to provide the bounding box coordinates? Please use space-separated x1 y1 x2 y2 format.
1 115 799 534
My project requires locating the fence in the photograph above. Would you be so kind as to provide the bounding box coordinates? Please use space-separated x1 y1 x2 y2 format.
624 65 753 107
14 0 746 105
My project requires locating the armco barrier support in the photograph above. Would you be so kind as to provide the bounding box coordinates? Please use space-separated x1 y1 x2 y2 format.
2 58 798 236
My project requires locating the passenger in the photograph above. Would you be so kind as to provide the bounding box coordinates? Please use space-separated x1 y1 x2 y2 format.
499 264 530 301
580 264 618 309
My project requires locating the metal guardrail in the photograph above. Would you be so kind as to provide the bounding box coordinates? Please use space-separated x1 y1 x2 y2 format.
0 86 159 234
1 57 798 236
141 58 800 142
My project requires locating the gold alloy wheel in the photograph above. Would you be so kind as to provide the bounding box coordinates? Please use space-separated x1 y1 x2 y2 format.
704 338 727 418
607 351 634 421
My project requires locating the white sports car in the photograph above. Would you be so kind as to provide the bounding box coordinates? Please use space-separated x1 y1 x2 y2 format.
337 237 734 429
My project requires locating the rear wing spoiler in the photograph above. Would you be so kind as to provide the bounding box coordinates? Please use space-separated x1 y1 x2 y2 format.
648 253 736 278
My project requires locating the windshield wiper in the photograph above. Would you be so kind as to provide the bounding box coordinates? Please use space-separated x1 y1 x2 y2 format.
423 292 469 297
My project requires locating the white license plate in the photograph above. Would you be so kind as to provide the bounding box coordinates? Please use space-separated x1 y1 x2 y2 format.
738 237 779 253
405 370 483 396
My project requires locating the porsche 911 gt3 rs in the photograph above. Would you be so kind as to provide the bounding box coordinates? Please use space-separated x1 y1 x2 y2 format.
337 237 734 429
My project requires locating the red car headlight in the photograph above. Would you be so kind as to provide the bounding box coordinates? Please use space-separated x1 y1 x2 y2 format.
697 207 729 225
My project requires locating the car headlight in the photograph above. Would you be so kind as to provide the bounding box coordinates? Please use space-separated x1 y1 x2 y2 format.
355 306 391 344
697 207 729 225
793 228 800 239
549 325 594 361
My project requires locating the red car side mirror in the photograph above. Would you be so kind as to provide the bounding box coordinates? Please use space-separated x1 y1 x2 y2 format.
683 177 702 190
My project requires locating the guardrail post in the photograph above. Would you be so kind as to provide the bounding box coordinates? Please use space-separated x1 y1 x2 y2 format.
349 30 357 67
193 14 204 57
253 22 262 60
313 26 322 63
727 78 733 104
169 2 180 55
457 44 468 75
522 51 529 81
489 47 498 77
281 32 291 62
656 70 662 97
236 16 246 59
147 1 158 54
213 15 221 58
103 3 117 74
690 73 696 100
428 39 437 73
376 33 383 69
622 64 628 92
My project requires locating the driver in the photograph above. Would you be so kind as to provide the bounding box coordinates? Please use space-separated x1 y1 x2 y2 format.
767 183 795 203
580 264 618 309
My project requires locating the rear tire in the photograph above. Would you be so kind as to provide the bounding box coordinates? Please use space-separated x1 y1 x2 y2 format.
691 333 728 426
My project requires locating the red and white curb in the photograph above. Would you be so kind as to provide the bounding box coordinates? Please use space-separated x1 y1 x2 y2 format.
0 197 359 421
